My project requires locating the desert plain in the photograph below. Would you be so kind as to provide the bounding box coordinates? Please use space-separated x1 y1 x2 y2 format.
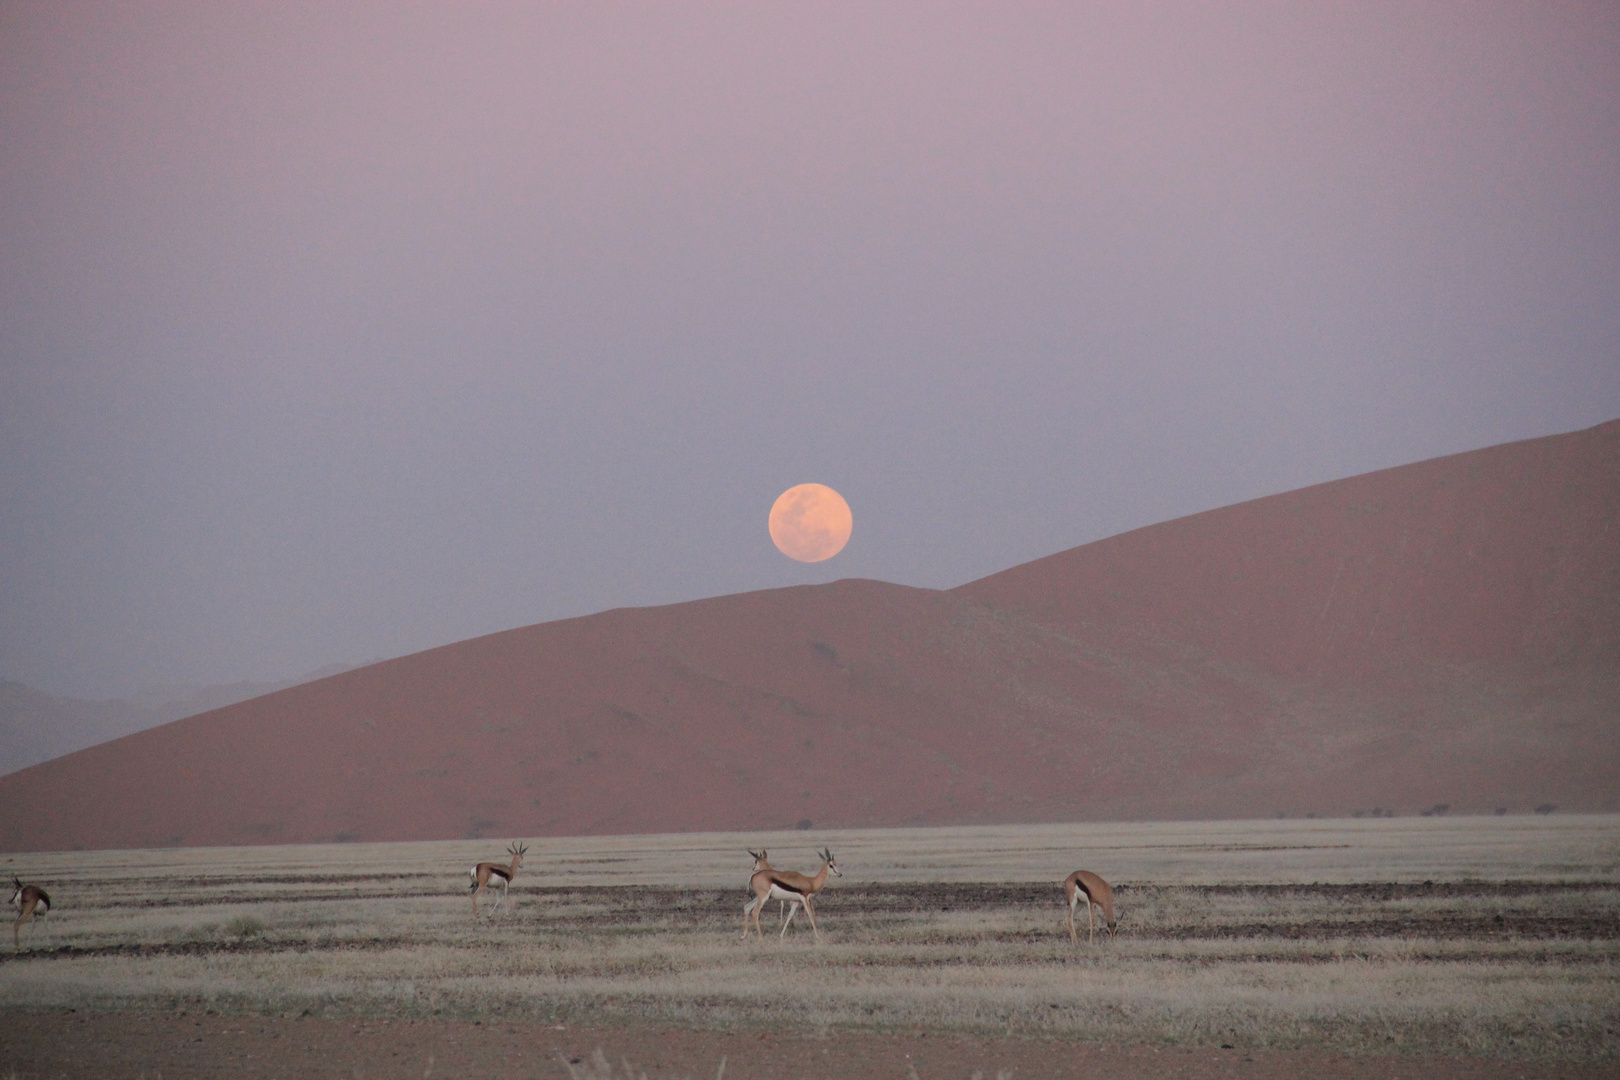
1 813 1617 1078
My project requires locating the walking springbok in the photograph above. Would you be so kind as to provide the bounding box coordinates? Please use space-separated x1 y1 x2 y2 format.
744 848 840 942
1063 869 1118 945
10 876 50 950
469 842 527 916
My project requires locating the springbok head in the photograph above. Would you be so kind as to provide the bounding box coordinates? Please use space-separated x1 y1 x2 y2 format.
8 877 20 905
820 848 842 877
507 842 528 867
748 849 768 871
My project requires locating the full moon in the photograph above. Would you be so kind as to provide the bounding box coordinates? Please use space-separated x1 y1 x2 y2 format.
768 483 853 563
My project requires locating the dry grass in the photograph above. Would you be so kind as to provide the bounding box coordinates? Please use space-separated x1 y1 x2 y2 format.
1 815 1616 1061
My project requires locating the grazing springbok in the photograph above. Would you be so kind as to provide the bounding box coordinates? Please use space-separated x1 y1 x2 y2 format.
10 876 50 950
469 842 527 916
744 848 841 942
1063 869 1118 945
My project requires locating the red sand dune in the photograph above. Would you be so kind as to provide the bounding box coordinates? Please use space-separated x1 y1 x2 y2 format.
3 422 1615 852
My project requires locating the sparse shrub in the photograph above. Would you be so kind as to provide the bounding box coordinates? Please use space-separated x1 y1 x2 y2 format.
558 1047 704 1080
224 915 266 939
1536 803 1558 815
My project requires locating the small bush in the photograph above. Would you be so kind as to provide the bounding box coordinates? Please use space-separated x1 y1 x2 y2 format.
224 915 267 939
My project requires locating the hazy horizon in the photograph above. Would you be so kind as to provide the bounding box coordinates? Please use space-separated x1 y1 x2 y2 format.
4 3 1617 699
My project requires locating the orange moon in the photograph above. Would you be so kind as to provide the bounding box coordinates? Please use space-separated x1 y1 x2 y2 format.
768 484 853 563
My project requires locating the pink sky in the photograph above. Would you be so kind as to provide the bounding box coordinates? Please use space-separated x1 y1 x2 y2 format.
2 2 1617 697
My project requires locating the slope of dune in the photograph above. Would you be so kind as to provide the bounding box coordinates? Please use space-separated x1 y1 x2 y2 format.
1 421 1614 852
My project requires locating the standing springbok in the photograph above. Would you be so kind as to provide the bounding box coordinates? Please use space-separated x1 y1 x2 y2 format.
745 849 793 929
744 848 840 942
469 842 527 916
1063 869 1118 945
10 876 50 950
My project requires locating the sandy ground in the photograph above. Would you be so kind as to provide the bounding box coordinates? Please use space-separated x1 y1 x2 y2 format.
1 1012 1612 1080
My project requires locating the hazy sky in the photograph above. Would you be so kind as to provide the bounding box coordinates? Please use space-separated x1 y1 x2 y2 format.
3 2 1617 699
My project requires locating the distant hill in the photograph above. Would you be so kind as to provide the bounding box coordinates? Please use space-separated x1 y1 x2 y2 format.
0 683 169 777
0 666 360 776
0 421 1614 852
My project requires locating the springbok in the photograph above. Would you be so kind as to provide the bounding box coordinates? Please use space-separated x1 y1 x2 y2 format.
1063 869 1118 945
10 876 50 950
469 842 527 916
744 848 840 942
745 849 794 929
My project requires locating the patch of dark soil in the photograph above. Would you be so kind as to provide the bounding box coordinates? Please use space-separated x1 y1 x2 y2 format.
107 871 429 889
527 882 1620 942
1155 915 1620 941
1208 881 1618 899
822 880 1615 906
93 888 417 909
2 1011 1613 1080
0 936 411 963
